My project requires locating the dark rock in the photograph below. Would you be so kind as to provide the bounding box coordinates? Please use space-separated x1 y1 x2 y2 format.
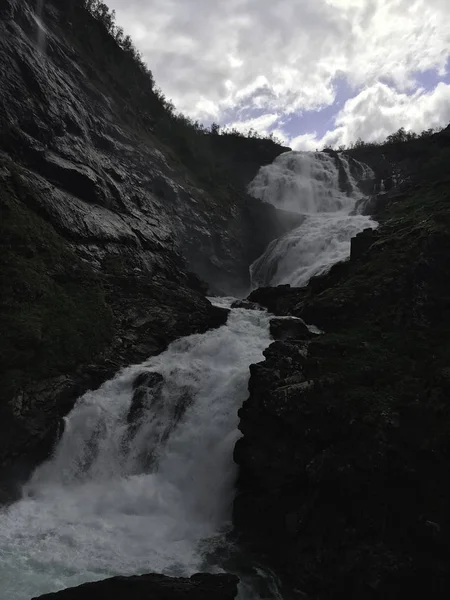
128 372 164 424
234 179 450 597
207 133 291 191
231 300 265 311
355 191 390 216
350 227 379 260
347 125 450 193
0 0 302 309
125 370 194 472
186 271 209 294
32 573 239 600
0 166 230 491
269 317 312 341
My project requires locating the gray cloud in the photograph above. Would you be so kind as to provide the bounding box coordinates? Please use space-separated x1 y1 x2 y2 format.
291 81 450 150
106 0 450 142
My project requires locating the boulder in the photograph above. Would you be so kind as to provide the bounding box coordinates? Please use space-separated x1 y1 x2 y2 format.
247 285 301 315
350 227 379 260
230 299 265 311
269 317 312 341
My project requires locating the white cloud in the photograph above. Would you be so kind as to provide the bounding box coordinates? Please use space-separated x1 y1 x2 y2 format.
290 81 450 150
289 133 321 152
106 0 450 141
223 113 281 135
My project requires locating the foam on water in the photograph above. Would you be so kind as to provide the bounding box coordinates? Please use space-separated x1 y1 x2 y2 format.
249 151 377 287
0 150 378 599
0 302 271 599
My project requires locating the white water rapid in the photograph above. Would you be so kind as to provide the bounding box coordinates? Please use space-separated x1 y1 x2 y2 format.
0 300 271 599
249 151 377 287
0 150 378 599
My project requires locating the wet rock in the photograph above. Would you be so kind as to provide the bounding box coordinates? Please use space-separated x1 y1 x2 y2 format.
350 227 379 260
32 573 239 600
128 372 164 424
230 299 265 311
248 285 301 315
355 191 390 217
235 178 450 597
0 0 299 307
0 170 230 484
269 317 312 341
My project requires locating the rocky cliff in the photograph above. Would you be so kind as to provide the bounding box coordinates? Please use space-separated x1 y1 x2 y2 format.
0 0 296 487
234 130 450 598
348 125 450 194
32 573 238 600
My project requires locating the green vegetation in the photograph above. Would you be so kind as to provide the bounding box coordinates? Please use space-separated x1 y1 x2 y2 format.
82 0 155 85
66 2 450 192
326 125 444 153
267 180 450 592
301 181 450 451
56 1 286 194
0 161 113 403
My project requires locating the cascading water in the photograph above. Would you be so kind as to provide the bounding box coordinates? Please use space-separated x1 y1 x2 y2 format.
0 300 271 599
0 149 377 599
249 151 377 287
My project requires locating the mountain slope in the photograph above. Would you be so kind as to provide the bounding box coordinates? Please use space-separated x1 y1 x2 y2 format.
0 0 295 484
235 130 450 598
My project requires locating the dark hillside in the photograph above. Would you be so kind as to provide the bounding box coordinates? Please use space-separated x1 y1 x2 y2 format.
236 125 450 598
0 0 294 483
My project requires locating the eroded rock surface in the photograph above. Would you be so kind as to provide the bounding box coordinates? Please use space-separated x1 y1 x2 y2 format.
269 317 313 341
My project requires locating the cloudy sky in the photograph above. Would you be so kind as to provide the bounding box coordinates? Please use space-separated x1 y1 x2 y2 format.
106 0 450 149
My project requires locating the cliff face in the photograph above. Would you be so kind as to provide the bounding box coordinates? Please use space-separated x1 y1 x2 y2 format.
0 0 296 483
348 125 450 195
207 134 291 191
32 573 238 600
0 0 294 296
234 134 450 597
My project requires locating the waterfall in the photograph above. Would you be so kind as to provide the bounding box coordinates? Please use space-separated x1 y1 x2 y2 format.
0 148 378 599
249 151 377 287
0 300 271 599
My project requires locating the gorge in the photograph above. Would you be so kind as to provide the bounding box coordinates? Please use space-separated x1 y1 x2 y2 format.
1 1 450 599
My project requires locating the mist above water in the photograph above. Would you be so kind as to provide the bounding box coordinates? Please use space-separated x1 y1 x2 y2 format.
249 151 377 287
0 301 271 599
